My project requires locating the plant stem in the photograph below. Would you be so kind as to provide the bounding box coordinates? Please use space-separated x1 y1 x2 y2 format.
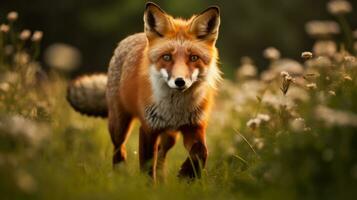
0 32 3 69
337 15 355 54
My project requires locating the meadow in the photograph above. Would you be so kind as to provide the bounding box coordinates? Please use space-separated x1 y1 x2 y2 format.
1 0 357 199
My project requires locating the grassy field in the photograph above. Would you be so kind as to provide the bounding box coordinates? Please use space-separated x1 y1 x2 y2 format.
1 1 357 199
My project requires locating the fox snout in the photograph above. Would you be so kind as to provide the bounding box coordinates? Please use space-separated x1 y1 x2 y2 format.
160 68 199 91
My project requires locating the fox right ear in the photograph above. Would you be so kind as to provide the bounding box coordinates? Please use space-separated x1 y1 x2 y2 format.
190 6 220 43
144 2 172 39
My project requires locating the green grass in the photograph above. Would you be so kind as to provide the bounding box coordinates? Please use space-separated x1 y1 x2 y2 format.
2 114 242 200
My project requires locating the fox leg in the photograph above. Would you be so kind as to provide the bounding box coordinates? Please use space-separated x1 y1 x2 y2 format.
156 131 178 181
108 105 133 165
178 124 208 179
139 127 160 180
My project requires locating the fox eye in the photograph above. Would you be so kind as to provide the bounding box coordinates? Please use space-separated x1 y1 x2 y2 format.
162 54 172 62
189 55 199 62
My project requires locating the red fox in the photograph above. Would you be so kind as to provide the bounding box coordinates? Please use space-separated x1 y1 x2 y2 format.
67 2 221 180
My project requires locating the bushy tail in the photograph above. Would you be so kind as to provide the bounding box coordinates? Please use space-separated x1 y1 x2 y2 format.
67 74 108 118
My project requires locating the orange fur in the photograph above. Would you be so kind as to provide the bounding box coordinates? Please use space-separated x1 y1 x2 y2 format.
106 2 221 181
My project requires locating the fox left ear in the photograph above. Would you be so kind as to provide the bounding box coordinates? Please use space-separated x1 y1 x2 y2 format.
190 6 220 42
144 2 173 39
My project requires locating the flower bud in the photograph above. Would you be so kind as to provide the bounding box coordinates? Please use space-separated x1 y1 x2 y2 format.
19 29 31 41
7 11 18 22
31 31 43 42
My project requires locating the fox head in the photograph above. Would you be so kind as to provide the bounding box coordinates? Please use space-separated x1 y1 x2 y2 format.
144 2 221 92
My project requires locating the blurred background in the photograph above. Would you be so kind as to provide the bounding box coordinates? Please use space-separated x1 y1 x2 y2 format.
1 0 357 78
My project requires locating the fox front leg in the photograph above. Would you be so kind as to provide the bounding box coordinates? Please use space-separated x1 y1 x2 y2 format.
139 127 160 181
178 124 208 179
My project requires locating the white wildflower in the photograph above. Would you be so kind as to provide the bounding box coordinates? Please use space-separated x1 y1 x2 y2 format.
313 40 337 57
0 83 10 92
7 11 18 22
271 59 304 75
343 75 352 81
31 31 43 42
307 56 332 68
301 51 313 59
305 20 340 38
19 29 31 41
287 86 310 102
328 90 336 96
280 70 294 95
253 138 265 150
0 115 50 147
327 0 352 15
13 52 30 65
0 24 10 33
260 70 276 82
263 47 281 60
306 83 317 90
344 56 356 63
315 105 357 127
290 118 306 132
246 118 261 130
236 57 257 79
44 43 81 71
280 71 289 77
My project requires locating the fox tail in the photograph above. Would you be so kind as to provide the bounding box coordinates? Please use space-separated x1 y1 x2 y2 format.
67 74 108 118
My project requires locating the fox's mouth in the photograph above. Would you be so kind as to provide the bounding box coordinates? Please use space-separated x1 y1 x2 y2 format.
175 86 187 92
159 68 199 91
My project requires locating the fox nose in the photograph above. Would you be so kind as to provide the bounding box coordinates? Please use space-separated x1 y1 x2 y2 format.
174 77 186 88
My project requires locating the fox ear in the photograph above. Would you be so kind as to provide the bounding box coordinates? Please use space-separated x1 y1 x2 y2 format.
144 2 172 39
190 6 220 42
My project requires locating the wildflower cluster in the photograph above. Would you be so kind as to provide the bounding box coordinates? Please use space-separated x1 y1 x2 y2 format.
0 11 86 196
210 0 357 197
